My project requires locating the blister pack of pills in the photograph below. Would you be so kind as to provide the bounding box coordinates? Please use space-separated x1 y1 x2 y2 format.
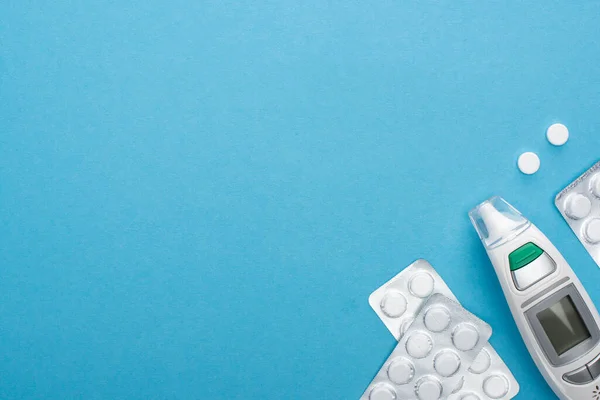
361 294 492 400
555 160 600 267
448 347 518 400
369 259 520 399
368 259 456 339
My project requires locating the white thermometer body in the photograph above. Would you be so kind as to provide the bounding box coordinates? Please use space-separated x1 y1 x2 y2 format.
470 197 600 400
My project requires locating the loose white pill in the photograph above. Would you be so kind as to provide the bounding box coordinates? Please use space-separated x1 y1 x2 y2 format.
452 324 480 351
406 332 433 359
468 349 491 374
424 307 451 332
369 383 397 400
433 350 461 377
415 377 442 400
517 152 541 175
380 290 408 318
483 375 509 399
546 123 569 146
387 357 415 385
409 273 434 298
460 394 481 400
565 193 592 220
590 174 600 198
584 219 600 244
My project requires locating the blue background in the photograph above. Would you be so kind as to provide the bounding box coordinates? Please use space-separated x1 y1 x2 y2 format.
1 1 600 399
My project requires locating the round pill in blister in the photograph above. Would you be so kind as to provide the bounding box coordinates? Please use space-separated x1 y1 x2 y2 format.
590 174 600 198
408 273 435 298
415 377 442 400
452 324 480 351
424 306 451 332
460 394 481 400
369 383 397 400
387 357 415 385
433 350 461 377
468 349 491 374
517 152 540 175
380 290 408 318
565 193 592 220
546 123 569 146
584 218 600 244
406 331 433 359
483 375 509 399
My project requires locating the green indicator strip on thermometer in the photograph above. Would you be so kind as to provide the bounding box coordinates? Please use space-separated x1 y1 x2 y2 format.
509 242 544 271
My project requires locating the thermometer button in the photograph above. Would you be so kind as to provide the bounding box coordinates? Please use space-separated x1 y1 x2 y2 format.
563 365 593 385
587 353 600 379
508 243 557 291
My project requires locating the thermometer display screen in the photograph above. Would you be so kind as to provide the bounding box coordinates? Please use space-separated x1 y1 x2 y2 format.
537 295 591 355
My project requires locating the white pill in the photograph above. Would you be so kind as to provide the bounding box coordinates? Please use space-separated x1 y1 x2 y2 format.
369 383 397 400
517 152 541 175
565 194 592 220
424 307 451 332
483 375 509 399
452 324 480 351
406 332 433 359
387 357 415 385
590 174 600 198
433 350 461 377
546 123 569 146
584 219 600 244
409 273 434 298
380 290 408 318
468 349 491 374
415 377 442 400
460 394 481 400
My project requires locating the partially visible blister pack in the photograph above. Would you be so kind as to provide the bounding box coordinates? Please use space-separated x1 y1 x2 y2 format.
361 294 492 400
369 259 456 339
449 346 519 400
555 160 600 267
369 259 520 399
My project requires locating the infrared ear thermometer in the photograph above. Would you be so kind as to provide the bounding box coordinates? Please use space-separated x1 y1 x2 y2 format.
470 197 600 400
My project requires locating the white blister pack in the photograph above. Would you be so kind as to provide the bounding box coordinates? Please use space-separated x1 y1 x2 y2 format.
361 294 492 400
369 260 520 399
369 259 455 339
556 160 600 267
449 347 518 400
